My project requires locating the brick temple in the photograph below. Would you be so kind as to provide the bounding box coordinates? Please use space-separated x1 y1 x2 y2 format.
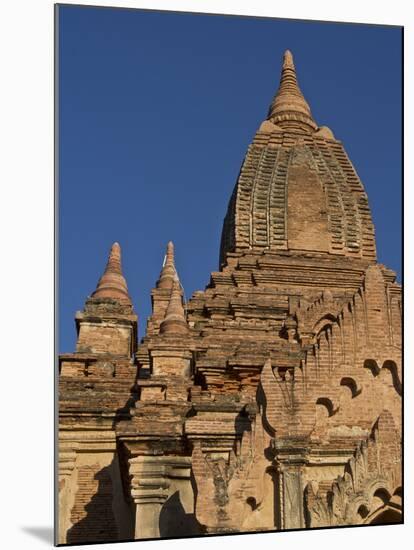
58 50 402 544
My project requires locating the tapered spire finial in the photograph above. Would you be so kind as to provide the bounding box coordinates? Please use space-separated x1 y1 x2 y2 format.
159 278 188 335
91 242 132 304
283 49 294 68
268 50 317 132
157 241 177 289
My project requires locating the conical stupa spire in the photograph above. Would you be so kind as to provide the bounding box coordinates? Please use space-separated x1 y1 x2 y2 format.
157 241 177 289
159 278 188 335
268 50 317 132
91 242 132 304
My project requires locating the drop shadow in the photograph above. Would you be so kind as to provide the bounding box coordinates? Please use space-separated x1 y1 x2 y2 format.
21 526 54 544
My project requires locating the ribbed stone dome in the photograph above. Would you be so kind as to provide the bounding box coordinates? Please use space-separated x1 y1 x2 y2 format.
219 51 376 267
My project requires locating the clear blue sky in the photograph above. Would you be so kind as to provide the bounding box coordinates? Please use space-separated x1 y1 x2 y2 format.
58 5 402 353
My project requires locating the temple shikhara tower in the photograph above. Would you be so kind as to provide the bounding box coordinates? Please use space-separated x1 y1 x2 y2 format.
58 51 402 544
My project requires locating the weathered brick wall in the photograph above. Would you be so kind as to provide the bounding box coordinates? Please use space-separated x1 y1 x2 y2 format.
77 322 132 356
287 151 330 252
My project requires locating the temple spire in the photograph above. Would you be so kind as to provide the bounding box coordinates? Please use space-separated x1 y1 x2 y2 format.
157 241 177 289
91 242 132 304
268 50 317 132
160 278 188 335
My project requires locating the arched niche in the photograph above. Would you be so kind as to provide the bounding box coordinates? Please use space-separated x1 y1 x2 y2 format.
382 360 402 396
394 486 402 498
316 397 337 417
363 359 380 377
313 313 337 338
370 488 392 512
340 377 361 398
357 504 370 521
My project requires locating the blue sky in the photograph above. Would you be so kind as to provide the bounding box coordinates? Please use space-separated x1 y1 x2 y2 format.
58 5 402 353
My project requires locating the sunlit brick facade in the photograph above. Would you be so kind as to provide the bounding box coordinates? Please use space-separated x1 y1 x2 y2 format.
58 50 402 544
